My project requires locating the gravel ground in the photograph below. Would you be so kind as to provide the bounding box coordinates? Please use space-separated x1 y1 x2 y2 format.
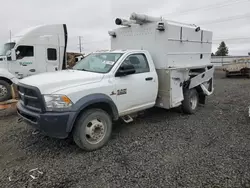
1 70 250 188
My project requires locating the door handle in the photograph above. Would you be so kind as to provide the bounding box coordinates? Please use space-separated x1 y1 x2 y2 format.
29 69 36 72
145 77 153 81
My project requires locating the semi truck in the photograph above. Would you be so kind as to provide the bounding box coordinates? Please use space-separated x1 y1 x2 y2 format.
16 13 214 151
0 24 83 102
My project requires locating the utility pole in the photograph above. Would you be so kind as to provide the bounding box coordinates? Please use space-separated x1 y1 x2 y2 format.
9 30 12 42
78 36 82 53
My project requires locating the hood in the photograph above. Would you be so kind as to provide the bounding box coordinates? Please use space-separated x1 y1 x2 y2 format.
19 70 104 94
0 56 7 65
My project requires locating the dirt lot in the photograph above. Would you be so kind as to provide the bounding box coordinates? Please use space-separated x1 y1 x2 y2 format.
0 70 250 188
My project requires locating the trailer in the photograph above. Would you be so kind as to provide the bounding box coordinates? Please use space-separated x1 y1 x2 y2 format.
222 57 250 78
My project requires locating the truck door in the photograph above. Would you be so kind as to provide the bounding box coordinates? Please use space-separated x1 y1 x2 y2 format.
8 45 36 78
46 47 60 72
114 53 158 114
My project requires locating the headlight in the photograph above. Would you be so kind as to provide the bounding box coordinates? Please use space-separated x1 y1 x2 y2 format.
43 94 73 111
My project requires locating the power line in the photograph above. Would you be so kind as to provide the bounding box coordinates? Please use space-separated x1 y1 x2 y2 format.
213 41 250 44
81 39 109 44
80 37 250 43
76 38 109 52
164 0 249 17
199 12 250 25
213 40 250 44
213 37 250 41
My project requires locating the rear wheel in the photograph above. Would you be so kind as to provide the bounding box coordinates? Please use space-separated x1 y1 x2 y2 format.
0 80 11 102
182 89 199 114
73 108 112 151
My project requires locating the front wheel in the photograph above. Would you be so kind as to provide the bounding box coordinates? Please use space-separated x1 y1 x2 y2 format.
0 80 12 102
73 108 112 151
182 89 199 114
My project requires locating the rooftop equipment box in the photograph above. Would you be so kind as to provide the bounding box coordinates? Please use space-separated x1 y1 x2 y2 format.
110 13 213 69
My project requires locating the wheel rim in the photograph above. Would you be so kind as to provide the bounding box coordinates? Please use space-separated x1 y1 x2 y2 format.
85 119 106 144
190 93 198 110
0 84 8 97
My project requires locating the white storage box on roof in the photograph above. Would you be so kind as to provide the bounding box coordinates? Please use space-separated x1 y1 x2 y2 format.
110 13 213 69
109 13 214 109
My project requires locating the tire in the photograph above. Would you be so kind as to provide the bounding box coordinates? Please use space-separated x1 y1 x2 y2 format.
73 108 112 151
182 89 199 114
0 80 12 102
246 69 250 78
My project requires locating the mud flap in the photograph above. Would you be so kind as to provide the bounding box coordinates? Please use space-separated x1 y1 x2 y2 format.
199 94 206 105
189 66 214 89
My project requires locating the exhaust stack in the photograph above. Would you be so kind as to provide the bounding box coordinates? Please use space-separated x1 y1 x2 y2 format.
115 18 136 27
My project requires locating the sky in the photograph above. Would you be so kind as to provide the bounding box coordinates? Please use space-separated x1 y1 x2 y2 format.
0 0 249 55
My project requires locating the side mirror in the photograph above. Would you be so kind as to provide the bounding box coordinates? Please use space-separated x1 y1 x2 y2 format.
115 64 136 77
6 50 11 56
11 49 16 61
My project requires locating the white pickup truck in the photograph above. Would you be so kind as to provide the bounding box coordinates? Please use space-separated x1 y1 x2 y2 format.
16 13 214 151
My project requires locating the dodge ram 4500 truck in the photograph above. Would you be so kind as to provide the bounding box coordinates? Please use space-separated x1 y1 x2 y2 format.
16 13 214 151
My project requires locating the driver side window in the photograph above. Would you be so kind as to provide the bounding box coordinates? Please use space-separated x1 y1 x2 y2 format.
16 45 34 60
121 53 150 74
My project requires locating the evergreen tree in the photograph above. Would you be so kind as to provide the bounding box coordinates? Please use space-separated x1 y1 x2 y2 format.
215 41 229 56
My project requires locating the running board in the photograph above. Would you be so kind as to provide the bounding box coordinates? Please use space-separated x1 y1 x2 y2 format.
121 115 133 123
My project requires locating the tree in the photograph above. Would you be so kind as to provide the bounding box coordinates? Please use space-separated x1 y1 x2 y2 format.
215 41 229 56
211 52 215 56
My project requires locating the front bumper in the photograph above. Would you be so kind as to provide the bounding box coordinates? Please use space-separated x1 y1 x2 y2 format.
16 102 75 139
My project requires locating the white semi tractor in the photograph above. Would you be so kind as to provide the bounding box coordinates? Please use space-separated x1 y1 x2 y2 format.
0 24 71 102
16 13 214 151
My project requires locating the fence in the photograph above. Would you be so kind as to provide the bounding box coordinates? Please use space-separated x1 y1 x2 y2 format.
211 56 250 67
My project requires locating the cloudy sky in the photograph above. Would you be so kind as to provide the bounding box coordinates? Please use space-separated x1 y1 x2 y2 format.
0 0 249 55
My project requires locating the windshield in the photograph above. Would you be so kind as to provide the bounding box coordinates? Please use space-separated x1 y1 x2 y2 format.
0 42 15 56
73 52 123 73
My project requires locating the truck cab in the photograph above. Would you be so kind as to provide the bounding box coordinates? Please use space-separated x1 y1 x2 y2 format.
0 24 68 102
16 50 158 150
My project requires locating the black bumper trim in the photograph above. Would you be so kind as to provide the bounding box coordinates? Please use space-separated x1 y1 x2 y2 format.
17 102 76 139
